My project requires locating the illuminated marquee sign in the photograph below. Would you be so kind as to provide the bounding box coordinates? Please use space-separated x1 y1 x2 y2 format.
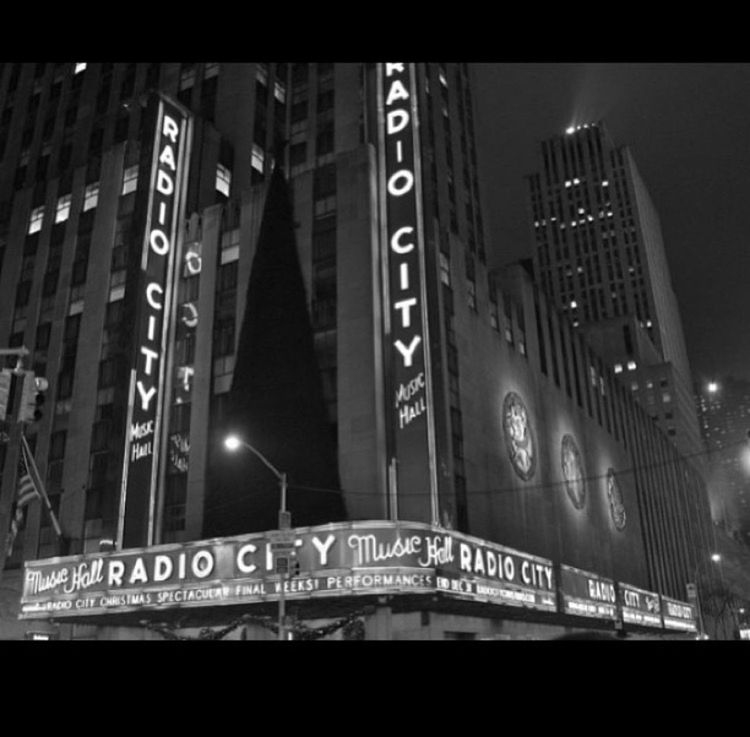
559 564 617 620
19 522 556 619
618 582 662 628
660 595 697 632
118 95 192 549
378 63 438 525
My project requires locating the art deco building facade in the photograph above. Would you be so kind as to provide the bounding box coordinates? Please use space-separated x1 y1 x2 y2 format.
0 64 718 639
526 123 703 461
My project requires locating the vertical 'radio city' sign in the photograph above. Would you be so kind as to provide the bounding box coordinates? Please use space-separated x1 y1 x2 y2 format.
118 95 192 549
378 63 438 524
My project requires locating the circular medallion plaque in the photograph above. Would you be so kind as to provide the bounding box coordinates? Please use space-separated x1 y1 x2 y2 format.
606 468 627 530
502 392 536 481
561 434 586 510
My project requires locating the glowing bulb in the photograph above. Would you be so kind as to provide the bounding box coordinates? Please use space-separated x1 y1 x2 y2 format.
566 126 575 135
224 435 241 451
707 382 719 394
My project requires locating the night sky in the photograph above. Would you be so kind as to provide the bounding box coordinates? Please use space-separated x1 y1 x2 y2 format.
472 63 750 385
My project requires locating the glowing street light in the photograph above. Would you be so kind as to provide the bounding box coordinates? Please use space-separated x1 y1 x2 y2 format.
224 434 290 641
707 381 719 394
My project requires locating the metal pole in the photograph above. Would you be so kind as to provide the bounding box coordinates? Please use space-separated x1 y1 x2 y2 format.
278 472 288 642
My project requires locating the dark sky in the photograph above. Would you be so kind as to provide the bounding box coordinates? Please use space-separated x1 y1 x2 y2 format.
472 63 750 384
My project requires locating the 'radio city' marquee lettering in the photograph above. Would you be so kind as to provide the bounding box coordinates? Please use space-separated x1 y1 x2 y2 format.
383 63 422 371
135 113 181 414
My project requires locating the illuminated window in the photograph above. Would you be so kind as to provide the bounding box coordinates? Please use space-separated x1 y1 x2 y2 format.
570 300 577 309
215 163 231 197
28 206 44 234
614 364 623 374
662 392 671 403
627 361 636 371
466 279 476 311
83 183 99 211
55 194 71 223
256 64 268 85
439 253 451 286
74 62 87 74
439 71 448 87
121 165 138 196
274 81 286 103
251 144 264 173
204 62 219 79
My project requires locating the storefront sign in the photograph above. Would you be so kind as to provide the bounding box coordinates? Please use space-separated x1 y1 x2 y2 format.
660 595 697 632
378 63 438 524
117 95 192 548
618 582 662 628
559 564 617 620
20 521 555 619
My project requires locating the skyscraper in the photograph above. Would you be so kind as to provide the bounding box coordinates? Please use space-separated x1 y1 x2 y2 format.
527 122 703 459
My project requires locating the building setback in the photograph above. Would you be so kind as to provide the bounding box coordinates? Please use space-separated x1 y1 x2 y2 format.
0 63 717 639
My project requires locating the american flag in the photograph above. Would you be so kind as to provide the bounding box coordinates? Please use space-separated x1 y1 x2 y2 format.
6 439 41 557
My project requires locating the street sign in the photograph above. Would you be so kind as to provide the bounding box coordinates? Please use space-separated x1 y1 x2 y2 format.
278 511 292 530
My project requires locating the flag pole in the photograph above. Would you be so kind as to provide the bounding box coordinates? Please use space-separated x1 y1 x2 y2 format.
20 433 62 539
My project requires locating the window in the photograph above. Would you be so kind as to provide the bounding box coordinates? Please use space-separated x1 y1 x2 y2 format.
83 183 99 211
121 165 138 195
204 62 219 79
55 194 71 223
251 144 264 174
215 163 231 196
36 322 51 350
614 364 623 374
74 62 87 74
439 252 451 286
466 279 476 311
28 206 44 234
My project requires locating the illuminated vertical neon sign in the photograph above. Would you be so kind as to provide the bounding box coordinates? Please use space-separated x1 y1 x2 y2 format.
117 96 192 549
377 63 439 525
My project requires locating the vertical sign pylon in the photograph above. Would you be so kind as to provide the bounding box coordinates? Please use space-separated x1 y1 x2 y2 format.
377 63 439 525
117 95 191 549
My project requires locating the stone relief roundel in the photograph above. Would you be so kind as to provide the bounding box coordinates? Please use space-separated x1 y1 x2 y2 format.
561 434 586 510
606 468 627 531
502 392 536 481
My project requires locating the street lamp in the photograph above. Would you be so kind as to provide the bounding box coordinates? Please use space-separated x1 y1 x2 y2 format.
224 434 290 641
689 552 722 639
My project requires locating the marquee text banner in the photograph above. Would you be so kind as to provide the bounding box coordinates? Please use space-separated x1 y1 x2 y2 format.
20 522 556 619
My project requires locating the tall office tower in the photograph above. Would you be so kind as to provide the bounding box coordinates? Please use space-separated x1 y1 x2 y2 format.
526 122 702 458
696 378 750 542
0 62 487 569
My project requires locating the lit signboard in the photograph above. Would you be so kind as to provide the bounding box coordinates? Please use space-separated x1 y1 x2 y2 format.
19 521 555 619
660 596 697 632
117 95 192 549
559 564 618 620
618 582 662 628
377 63 438 524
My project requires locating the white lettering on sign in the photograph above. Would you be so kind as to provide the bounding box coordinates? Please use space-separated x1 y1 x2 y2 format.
383 65 422 374
347 533 422 566
587 578 616 603
666 601 692 619
417 534 454 567
624 589 640 608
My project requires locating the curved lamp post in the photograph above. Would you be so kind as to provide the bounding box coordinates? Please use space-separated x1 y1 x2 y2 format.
690 552 722 639
224 434 289 641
